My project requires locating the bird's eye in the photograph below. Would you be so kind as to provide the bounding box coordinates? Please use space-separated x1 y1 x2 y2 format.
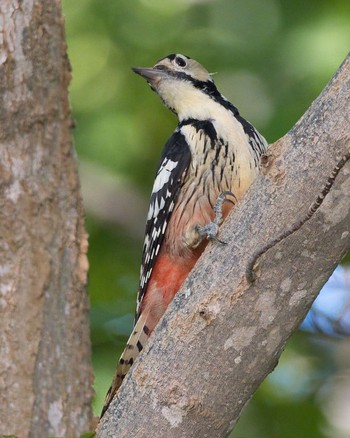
175 56 187 68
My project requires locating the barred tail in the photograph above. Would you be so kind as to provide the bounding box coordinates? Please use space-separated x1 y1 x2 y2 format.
100 311 151 418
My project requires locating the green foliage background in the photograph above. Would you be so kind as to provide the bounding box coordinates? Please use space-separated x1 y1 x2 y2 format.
62 1 350 436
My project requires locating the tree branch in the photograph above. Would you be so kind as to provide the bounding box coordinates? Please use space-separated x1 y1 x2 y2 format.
97 54 350 437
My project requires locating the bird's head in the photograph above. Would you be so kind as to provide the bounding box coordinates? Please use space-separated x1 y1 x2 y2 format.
132 54 220 120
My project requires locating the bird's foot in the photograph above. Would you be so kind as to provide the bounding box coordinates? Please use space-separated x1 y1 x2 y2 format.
196 191 236 244
185 191 236 248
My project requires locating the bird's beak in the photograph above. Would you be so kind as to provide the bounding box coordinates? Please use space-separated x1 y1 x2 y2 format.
132 67 170 85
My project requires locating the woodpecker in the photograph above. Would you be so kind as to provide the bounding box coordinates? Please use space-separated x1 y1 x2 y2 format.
101 54 268 417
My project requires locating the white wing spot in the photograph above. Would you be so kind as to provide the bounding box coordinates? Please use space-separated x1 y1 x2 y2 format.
147 203 154 220
153 159 178 193
159 197 165 211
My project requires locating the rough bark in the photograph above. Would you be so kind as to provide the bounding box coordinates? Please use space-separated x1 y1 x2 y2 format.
97 55 350 437
0 1 93 437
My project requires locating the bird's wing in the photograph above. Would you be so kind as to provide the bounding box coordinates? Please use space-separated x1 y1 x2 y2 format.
135 129 192 320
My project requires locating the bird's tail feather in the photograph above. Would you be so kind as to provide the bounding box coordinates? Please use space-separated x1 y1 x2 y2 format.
100 311 151 418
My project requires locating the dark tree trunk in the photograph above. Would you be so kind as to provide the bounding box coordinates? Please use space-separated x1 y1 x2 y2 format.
0 1 93 436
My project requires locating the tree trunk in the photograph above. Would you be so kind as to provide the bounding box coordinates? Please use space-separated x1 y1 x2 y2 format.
97 55 350 437
0 1 93 437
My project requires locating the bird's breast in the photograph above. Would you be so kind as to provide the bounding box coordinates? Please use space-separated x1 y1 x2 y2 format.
164 118 260 259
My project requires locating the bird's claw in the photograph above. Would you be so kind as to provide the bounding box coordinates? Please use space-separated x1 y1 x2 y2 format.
213 191 237 226
196 191 236 245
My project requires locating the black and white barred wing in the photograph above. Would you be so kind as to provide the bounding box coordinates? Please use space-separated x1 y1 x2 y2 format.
136 130 191 320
